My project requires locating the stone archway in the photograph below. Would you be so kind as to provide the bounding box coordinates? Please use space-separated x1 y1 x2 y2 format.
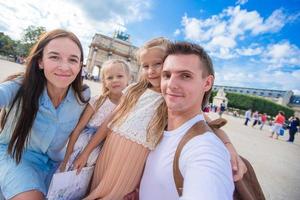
91 65 101 81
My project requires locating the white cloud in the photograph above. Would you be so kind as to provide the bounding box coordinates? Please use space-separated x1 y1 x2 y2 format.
181 15 202 41
258 70 300 92
173 29 181 36
210 36 236 48
262 41 300 69
236 46 263 56
206 36 237 59
236 0 248 5
251 9 286 35
215 66 300 93
211 22 226 36
226 6 262 38
181 14 236 59
70 0 152 24
0 0 152 58
180 5 298 59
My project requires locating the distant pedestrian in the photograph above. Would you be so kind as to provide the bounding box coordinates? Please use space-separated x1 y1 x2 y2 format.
203 105 210 113
287 116 300 143
219 100 226 117
233 110 238 117
81 67 88 80
213 105 217 112
252 111 259 127
92 67 99 81
270 111 285 139
244 109 252 126
260 113 267 130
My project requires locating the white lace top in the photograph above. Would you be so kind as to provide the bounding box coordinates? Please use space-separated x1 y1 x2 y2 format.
88 96 116 127
109 89 163 150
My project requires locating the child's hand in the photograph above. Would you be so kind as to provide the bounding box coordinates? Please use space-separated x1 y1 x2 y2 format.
59 161 67 172
73 153 88 175
225 142 247 181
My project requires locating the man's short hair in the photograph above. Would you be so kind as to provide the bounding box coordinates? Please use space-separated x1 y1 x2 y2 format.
165 42 215 110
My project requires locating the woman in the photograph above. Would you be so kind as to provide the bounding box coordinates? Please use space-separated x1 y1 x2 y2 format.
0 29 90 200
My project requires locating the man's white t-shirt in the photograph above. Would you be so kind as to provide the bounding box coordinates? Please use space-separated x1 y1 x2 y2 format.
139 114 234 200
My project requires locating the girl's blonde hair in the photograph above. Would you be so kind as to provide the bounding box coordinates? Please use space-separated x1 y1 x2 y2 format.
109 37 170 146
94 59 131 111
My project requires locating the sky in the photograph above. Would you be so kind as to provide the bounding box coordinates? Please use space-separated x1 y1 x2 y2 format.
0 0 299 94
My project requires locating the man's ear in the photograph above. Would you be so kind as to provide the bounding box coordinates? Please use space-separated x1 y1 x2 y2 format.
204 75 214 92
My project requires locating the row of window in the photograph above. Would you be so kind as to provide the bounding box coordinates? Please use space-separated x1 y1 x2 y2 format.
213 87 283 98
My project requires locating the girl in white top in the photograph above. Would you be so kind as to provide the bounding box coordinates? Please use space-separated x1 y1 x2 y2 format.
59 59 131 172
72 38 170 200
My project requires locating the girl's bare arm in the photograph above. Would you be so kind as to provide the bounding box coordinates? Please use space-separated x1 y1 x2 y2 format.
60 104 95 171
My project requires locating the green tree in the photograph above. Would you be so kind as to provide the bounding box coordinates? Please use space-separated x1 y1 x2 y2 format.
209 91 294 118
224 92 293 118
21 26 46 56
0 32 16 57
14 40 27 56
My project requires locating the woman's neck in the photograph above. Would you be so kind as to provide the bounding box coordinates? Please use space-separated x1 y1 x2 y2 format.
46 85 68 108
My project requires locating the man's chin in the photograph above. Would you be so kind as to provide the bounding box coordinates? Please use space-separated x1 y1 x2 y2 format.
166 103 182 112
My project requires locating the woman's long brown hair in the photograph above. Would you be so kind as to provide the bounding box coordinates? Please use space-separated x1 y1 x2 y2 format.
0 29 88 163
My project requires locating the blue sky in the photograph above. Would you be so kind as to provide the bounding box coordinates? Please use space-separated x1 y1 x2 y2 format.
0 0 299 94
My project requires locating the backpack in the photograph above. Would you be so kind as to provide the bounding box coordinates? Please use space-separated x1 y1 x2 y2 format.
173 118 265 200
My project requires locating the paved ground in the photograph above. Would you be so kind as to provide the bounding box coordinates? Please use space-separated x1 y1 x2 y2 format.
1 59 300 200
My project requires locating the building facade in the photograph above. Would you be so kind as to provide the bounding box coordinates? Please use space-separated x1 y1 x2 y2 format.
85 32 139 81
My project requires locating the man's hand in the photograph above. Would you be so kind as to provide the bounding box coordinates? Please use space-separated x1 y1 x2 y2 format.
123 188 139 200
225 142 247 181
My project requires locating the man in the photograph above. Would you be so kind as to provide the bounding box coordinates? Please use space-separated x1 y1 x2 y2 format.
287 116 300 142
139 42 234 199
244 109 252 126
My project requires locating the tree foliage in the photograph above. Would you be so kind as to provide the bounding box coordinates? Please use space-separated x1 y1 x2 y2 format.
0 32 16 56
0 26 46 58
21 26 46 56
